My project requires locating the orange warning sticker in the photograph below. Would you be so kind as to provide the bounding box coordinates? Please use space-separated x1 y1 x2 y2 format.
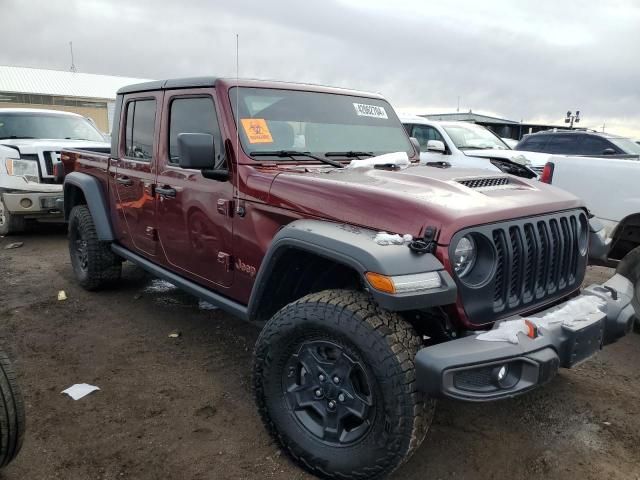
241 118 273 144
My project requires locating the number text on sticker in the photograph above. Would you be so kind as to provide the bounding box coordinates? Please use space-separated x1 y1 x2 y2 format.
353 103 388 119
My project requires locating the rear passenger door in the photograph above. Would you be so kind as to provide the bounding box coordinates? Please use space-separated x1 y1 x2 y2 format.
112 93 162 257
155 89 234 289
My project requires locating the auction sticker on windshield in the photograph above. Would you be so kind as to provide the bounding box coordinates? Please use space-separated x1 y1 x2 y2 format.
353 103 388 119
241 118 273 144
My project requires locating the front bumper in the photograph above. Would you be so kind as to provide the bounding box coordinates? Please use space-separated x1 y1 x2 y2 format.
2 191 64 217
415 274 635 401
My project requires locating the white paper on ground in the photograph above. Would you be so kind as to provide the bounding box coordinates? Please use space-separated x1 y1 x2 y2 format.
374 232 413 246
346 151 410 170
61 383 100 400
476 295 606 345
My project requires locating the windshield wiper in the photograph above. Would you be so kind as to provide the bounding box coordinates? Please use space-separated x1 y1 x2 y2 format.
249 150 344 168
324 151 374 159
0 136 36 140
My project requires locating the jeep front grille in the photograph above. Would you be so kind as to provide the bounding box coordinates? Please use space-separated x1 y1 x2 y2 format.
451 210 588 325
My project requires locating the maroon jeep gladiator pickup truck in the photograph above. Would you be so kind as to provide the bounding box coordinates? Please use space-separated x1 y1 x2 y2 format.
60 77 635 479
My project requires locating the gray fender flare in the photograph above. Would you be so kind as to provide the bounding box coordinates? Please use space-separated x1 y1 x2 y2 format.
247 219 457 318
63 172 115 241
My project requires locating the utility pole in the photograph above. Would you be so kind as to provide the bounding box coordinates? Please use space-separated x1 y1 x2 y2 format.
69 41 77 73
564 110 580 129
457 96 460 113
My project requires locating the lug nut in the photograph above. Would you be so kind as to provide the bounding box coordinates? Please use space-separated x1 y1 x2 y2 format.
314 388 323 398
318 374 326 382
338 393 345 402
333 376 340 384
328 400 336 410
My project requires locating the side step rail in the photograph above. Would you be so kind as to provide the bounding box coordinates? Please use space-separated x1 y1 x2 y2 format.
111 244 249 321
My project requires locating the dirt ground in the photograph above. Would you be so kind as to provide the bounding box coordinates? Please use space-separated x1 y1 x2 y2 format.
0 226 639 480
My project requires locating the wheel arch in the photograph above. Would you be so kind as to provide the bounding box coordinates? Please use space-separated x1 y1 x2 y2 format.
247 219 454 322
610 212 640 261
63 172 114 241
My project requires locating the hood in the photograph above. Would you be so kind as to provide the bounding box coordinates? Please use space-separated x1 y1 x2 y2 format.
267 164 584 244
0 138 109 154
464 148 553 168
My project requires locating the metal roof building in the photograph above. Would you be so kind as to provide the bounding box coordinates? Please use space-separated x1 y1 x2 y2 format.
421 111 569 140
0 65 151 132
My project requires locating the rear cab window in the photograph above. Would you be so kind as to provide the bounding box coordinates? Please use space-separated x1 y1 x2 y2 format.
124 99 157 160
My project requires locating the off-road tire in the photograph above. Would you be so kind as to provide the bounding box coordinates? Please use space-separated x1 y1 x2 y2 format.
0 197 26 236
253 289 434 479
616 245 640 332
0 350 25 468
68 205 121 290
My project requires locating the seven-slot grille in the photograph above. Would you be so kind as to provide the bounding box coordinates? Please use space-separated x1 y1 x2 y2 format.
452 210 588 325
458 177 510 189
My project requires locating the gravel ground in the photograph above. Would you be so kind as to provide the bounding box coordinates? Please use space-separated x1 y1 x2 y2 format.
0 226 639 480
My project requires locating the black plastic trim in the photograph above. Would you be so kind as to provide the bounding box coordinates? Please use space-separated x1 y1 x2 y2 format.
117 77 218 95
63 172 115 241
111 244 248 320
247 220 457 319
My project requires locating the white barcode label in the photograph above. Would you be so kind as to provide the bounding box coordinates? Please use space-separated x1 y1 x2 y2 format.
353 103 388 119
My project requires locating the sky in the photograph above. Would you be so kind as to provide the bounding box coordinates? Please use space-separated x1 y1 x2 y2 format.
2 0 639 138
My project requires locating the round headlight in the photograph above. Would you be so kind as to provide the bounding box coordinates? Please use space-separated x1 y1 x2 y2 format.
453 235 477 277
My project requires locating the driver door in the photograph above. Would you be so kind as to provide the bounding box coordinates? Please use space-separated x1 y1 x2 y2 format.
411 125 448 165
155 89 234 289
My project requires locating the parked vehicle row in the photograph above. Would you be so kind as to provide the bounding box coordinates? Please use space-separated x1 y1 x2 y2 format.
55 76 635 480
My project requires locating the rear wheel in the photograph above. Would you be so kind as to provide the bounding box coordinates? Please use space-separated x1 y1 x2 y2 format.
0 198 26 236
0 350 25 468
616 245 640 332
68 205 121 290
253 290 434 479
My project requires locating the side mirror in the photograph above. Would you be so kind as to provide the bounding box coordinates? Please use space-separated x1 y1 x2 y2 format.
177 133 216 169
602 148 616 155
409 137 420 155
427 139 445 153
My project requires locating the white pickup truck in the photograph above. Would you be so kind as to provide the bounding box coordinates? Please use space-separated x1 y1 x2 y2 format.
400 116 542 179
541 156 640 324
0 109 110 235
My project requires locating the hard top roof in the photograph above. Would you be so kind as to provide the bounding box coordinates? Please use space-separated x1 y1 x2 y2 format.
116 76 384 99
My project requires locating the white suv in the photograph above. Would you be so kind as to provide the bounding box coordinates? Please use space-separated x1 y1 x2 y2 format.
401 116 541 178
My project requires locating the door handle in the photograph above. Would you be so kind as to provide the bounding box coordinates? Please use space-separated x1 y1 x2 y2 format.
156 186 177 198
116 176 133 186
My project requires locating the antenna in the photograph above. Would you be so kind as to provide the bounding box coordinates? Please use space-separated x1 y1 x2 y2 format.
234 34 244 216
69 41 77 73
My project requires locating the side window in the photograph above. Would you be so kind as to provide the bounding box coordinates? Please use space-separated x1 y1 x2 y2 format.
516 135 547 152
411 125 444 150
124 99 156 160
168 96 224 167
579 135 619 155
545 134 579 154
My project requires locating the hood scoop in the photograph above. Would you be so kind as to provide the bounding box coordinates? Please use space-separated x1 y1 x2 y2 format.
457 176 514 191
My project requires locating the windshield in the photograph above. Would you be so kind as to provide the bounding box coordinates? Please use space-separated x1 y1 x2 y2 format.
443 123 509 150
0 112 105 142
608 137 640 154
229 87 413 160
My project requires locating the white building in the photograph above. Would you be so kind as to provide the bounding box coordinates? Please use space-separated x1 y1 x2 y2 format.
0 65 151 133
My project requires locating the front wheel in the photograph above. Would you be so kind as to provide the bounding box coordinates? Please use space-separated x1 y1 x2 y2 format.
616 245 640 332
253 290 434 479
0 197 26 236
